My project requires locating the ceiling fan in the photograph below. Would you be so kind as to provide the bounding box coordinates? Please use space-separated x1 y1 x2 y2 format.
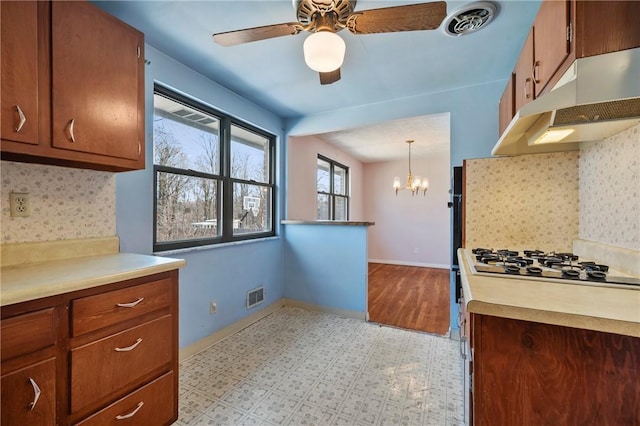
212 0 447 85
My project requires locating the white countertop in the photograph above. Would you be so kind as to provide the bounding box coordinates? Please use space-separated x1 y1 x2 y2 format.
458 248 640 337
1 238 185 306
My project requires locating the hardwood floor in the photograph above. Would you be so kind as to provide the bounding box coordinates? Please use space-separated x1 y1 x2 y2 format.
368 263 450 335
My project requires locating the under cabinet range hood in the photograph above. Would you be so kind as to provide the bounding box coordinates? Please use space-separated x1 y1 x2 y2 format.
493 48 640 156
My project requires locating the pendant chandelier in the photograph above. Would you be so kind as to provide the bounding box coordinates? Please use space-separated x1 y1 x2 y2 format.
393 140 429 196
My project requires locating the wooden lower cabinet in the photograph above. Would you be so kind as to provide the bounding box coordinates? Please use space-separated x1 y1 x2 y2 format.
0 270 179 425
471 315 640 425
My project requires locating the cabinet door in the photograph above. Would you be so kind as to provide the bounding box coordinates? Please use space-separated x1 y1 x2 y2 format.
51 1 144 161
575 0 640 58
533 0 570 97
0 1 39 145
1 358 56 426
514 29 535 112
473 316 640 425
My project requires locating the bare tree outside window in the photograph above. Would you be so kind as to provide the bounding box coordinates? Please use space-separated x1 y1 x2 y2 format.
153 87 275 251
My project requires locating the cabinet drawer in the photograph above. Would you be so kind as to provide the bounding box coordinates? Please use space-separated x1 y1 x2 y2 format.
1 357 56 426
72 278 171 336
74 371 176 426
70 315 172 413
1 308 55 362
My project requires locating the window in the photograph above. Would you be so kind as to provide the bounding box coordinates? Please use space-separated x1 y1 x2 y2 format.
317 155 349 220
153 86 275 251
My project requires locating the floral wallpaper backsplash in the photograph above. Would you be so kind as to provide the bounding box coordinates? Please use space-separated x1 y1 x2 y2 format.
465 152 580 252
579 124 640 251
1 161 116 243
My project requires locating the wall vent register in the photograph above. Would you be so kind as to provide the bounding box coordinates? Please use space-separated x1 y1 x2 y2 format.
247 287 265 308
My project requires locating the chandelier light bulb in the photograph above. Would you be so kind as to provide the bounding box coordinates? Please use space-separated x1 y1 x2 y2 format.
393 140 428 197
422 178 429 190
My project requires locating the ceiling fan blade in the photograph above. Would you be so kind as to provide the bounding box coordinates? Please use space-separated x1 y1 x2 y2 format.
320 68 341 85
346 2 447 34
213 23 302 47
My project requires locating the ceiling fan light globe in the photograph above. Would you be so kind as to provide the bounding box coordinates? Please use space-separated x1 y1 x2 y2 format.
303 31 345 72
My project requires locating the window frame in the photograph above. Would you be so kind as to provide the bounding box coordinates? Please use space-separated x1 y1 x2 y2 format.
316 154 349 221
153 85 276 252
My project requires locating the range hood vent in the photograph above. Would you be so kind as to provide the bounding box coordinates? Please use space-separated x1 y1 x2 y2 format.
493 48 640 156
553 98 640 126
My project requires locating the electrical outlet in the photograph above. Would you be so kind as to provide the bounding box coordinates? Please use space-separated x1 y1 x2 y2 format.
210 301 217 315
9 192 30 217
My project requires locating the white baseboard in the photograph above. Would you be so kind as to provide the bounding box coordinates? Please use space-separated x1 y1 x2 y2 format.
282 298 366 321
179 300 284 362
368 259 450 269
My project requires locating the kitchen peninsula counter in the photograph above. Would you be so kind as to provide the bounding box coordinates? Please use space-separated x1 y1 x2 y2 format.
458 248 640 337
281 220 375 226
1 237 185 306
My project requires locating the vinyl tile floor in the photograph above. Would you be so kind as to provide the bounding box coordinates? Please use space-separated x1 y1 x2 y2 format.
175 307 464 426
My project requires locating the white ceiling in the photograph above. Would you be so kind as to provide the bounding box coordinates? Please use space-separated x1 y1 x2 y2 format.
93 0 540 161
316 112 450 162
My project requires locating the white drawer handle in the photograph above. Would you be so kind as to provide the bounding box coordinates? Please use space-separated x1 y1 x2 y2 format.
16 105 27 132
115 401 144 420
116 297 144 308
114 338 142 352
68 119 76 143
28 377 41 411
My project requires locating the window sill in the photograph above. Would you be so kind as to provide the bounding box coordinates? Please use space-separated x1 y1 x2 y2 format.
154 236 280 256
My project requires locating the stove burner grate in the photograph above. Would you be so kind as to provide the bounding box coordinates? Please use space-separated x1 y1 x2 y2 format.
562 269 581 279
504 265 521 274
526 266 543 275
469 248 639 288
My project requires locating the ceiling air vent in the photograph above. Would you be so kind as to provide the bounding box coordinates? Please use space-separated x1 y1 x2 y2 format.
442 2 497 37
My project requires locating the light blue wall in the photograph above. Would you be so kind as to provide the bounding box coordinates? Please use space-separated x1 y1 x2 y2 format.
116 45 286 349
283 224 368 313
117 44 502 340
285 81 505 331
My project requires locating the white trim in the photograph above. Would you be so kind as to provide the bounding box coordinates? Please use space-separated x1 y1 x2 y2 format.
179 300 284 362
282 298 366 321
368 259 450 269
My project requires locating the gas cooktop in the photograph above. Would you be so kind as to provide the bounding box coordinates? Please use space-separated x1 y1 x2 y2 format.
466 248 640 289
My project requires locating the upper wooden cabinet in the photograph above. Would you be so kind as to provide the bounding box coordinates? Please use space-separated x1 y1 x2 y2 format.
514 29 535 113
498 0 640 135
0 1 145 172
0 1 41 146
574 0 640 59
51 1 143 162
532 0 570 98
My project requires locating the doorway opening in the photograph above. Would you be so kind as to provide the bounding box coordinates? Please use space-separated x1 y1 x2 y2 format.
368 263 450 335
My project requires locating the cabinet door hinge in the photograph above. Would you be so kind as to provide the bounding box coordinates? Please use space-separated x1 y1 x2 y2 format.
566 23 573 42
